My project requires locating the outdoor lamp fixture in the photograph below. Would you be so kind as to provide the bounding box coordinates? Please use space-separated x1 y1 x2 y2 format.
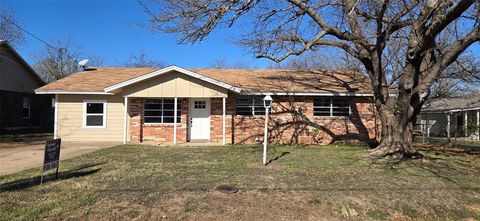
263 95 273 165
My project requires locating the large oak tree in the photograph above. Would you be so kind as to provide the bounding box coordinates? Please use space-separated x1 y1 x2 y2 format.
142 0 479 158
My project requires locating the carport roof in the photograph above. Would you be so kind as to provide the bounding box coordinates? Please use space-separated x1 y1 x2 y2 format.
422 94 480 112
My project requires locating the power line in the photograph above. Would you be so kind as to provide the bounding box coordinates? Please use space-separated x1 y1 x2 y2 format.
0 14 79 63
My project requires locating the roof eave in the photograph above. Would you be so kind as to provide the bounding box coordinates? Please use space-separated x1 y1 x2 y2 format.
241 91 375 96
35 90 115 95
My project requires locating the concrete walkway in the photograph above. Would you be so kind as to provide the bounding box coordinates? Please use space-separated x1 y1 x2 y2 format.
0 141 120 176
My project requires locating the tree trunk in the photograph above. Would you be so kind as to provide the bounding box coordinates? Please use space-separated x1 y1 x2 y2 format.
369 106 420 159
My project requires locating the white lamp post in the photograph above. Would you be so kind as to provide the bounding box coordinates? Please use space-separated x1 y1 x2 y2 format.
263 95 273 165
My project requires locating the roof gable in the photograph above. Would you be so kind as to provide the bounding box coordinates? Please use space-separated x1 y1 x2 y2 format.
0 40 44 93
122 70 228 98
104 66 242 93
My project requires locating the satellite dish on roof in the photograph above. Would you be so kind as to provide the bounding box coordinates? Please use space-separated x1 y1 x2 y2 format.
77 59 89 70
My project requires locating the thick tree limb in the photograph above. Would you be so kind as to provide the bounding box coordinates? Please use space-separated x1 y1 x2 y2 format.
414 26 480 99
286 0 369 47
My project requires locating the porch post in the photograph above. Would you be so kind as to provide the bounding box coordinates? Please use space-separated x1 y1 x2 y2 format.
425 112 429 138
54 94 58 139
174 97 178 145
477 110 479 140
465 111 468 137
123 97 128 144
222 97 226 145
447 113 451 143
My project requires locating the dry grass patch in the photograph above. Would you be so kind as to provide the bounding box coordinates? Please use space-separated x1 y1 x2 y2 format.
1 144 479 220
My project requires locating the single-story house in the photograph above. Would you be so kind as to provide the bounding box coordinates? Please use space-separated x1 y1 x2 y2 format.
35 65 379 145
418 94 480 140
0 40 53 132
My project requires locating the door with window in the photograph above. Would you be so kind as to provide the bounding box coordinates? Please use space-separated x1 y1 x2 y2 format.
189 98 210 141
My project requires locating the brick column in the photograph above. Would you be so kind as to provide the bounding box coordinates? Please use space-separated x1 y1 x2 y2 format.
129 98 144 142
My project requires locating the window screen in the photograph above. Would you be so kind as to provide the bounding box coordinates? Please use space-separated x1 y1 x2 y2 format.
85 101 105 127
313 98 350 117
144 99 181 123
235 97 270 116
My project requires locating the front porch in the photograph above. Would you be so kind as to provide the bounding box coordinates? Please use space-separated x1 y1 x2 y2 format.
125 97 230 145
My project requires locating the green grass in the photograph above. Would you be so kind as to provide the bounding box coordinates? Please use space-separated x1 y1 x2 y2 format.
1 144 479 220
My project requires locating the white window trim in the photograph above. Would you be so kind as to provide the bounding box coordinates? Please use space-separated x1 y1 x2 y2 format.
22 97 31 119
83 100 107 128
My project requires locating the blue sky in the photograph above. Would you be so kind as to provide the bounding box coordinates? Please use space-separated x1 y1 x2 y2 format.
2 0 273 68
2 0 478 69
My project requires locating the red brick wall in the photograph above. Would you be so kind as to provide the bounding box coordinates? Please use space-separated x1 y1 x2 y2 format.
128 96 379 145
129 98 189 144
210 98 233 143
226 94 379 145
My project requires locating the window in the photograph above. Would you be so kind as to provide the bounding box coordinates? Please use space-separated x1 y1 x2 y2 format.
144 99 181 123
313 98 350 117
194 101 206 109
84 100 106 128
235 97 268 116
22 97 30 119
332 99 350 116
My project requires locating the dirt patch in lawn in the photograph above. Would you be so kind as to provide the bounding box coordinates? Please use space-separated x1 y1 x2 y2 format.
415 143 480 155
58 191 338 221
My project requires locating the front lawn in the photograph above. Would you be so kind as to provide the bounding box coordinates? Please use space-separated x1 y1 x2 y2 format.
1 144 479 220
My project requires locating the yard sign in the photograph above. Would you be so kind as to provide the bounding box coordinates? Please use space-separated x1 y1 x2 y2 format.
40 138 61 185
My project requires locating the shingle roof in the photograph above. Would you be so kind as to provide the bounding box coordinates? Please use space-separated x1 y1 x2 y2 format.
423 94 480 112
36 66 372 94
192 68 371 94
36 67 156 92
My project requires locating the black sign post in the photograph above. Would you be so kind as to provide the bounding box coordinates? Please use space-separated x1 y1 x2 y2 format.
40 138 61 185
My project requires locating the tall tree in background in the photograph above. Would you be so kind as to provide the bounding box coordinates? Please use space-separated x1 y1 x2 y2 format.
34 39 103 82
122 52 166 68
143 0 480 158
0 8 25 47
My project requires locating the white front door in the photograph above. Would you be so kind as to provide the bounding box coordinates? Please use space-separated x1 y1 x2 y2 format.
189 98 210 141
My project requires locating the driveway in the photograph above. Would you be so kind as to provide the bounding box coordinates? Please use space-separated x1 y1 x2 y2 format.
0 141 120 176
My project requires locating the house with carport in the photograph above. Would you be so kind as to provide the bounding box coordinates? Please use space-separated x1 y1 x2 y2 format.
35 66 379 145
418 94 480 140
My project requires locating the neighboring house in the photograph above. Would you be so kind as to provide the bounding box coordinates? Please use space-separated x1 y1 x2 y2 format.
418 94 480 140
0 40 53 132
35 66 379 145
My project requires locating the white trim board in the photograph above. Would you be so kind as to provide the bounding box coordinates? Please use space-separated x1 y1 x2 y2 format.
423 106 480 114
242 92 375 96
104 65 242 93
36 91 114 95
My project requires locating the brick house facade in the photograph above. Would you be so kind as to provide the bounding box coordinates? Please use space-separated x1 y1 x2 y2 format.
127 93 378 145
37 65 379 145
